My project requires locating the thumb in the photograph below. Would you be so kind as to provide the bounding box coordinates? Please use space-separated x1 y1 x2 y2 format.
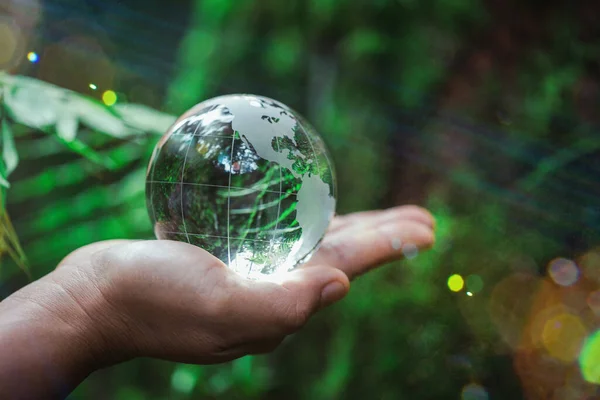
249 266 350 334
279 266 350 310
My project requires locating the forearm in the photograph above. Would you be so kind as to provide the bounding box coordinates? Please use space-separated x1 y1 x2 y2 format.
0 269 111 400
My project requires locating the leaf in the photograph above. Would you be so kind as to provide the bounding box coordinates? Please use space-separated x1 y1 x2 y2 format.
0 173 10 188
1 211 29 269
53 134 118 170
114 104 176 135
71 96 133 138
55 112 79 142
1 119 18 176
0 151 9 189
4 84 58 130
0 74 135 139
1 74 173 139
0 185 28 276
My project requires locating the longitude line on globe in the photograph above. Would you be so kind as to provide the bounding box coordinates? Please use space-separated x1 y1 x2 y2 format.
180 123 204 244
226 132 237 267
296 122 322 263
302 124 321 179
243 190 259 278
241 150 256 278
274 137 284 234
241 207 256 277
149 147 161 233
263 134 284 276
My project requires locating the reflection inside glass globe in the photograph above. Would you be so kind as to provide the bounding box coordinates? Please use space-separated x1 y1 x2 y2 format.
146 94 336 279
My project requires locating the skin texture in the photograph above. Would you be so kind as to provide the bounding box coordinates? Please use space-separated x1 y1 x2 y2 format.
0 205 435 400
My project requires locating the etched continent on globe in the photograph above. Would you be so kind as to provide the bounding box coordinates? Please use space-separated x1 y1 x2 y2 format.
146 94 336 279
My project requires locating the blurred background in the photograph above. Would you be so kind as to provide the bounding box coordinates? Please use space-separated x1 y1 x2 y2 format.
1 0 600 399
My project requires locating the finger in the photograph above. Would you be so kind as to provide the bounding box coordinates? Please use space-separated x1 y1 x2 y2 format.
309 219 435 280
328 205 435 234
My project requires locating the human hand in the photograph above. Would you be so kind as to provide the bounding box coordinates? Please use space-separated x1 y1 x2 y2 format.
50 205 434 365
1 205 434 397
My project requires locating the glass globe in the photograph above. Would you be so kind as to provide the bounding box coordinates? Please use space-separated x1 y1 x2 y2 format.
146 94 337 279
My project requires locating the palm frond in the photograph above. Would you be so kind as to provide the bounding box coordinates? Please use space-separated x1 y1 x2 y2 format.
0 73 177 276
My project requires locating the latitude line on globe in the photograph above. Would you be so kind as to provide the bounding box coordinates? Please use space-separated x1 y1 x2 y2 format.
159 232 280 244
147 180 297 195
172 133 233 139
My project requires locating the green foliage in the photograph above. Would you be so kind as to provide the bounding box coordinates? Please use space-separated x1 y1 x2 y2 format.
1 119 18 184
264 28 303 77
0 73 174 278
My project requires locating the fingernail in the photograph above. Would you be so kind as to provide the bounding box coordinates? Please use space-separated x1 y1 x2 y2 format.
391 238 402 250
402 243 419 259
320 281 347 308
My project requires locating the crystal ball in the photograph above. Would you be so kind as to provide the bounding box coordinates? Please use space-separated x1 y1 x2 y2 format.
145 94 337 279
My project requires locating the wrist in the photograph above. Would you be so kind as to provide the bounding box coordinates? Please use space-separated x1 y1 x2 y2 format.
0 272 104 398
1 267 130 370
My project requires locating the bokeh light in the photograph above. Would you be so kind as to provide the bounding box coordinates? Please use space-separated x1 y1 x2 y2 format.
89 83 97 90
102 90 117 106
461 383 489 400
402 243 418 259
26 51 38 63
548 258 579 287
448 274 464 292
579 330 600 384
540 312 586 363
466 274 484 293
170 364 199 394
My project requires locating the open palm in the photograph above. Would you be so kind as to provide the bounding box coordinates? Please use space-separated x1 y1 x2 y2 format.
48 205 435 365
